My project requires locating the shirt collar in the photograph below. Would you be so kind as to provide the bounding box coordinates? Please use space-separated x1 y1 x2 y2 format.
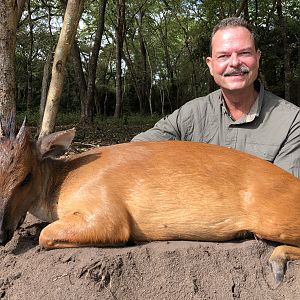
244 81 264 122
218 80 264 123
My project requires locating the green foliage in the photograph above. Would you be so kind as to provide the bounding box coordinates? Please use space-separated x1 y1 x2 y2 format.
14 0 300 120
16 109 160 130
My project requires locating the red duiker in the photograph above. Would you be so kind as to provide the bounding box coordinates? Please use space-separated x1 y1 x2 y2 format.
0 117 300 286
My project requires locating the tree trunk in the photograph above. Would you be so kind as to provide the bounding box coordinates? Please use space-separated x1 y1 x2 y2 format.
159 85 165 116
158 19 177 110
162 1 191 106
297 40 300 106
123 42 144 114
39 0 84 138
276 0 291 102
135 10 153 115
82 0 108 124
39 0 54 126
114 0 125 118
137 12 148 114
71 41 87 121
0 0 17 119
17 0 27 24
235 0 248 18
39 51 53 126
26 0 33 112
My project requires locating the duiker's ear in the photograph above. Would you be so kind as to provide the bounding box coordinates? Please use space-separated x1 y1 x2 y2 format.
37 128 76 158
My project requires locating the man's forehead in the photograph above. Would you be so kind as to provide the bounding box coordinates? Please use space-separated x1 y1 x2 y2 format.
211 27 255 52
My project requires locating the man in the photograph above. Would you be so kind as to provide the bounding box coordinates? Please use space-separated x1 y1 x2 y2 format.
132 17 300 178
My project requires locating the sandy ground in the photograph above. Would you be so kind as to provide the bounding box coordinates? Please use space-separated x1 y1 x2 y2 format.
0 214 300 300
1 124 300 299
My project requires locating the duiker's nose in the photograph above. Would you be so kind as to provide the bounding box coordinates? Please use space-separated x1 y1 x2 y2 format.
0 215 13 246
0 229 10 246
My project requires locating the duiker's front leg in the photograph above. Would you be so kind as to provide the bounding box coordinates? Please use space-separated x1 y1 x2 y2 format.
269 245 300 287
39 211 131 249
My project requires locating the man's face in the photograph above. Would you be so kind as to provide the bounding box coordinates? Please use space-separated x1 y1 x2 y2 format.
206 26 261 93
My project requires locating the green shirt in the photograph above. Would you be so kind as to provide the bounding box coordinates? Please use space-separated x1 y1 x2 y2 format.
132 83 300 178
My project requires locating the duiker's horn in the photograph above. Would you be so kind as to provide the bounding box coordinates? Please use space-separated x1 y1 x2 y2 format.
0 116 4 138
16 117 27 141
7 112 16 139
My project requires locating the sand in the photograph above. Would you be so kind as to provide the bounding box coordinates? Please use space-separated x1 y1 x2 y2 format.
0 214 299 300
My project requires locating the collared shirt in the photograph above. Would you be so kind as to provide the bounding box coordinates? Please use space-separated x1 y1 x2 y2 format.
132 83 300 178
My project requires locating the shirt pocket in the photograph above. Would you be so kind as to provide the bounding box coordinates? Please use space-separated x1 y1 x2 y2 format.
244 142 280 162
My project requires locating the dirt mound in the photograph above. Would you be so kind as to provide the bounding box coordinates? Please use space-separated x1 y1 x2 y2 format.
1 124 299 299
0 214 299 300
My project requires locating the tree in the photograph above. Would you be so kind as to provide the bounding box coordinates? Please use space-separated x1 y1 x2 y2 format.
26 0 34 112
114 0 125 118
5 0 299 121
276 0 291 101
82 0 108 124
39 0 84 138
0 0 18 118
122 1 153 115
71 41 87 121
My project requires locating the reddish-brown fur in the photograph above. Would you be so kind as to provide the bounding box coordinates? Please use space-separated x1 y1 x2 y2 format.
0 126 299 285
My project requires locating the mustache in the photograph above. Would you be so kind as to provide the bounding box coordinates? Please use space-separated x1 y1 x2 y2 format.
223 66 250 77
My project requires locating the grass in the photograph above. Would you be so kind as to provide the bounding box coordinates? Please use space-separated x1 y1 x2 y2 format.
94 113 161 126
17 111 161 127
16 111 161 145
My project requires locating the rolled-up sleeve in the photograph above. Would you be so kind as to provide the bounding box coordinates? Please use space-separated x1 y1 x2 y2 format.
273 111 300 178
132 109 182 141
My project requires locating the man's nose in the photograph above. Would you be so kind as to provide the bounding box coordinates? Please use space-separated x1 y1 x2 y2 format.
228 53 241 67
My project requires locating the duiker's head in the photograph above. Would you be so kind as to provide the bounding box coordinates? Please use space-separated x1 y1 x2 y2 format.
0 115 75 246
0 116 34 245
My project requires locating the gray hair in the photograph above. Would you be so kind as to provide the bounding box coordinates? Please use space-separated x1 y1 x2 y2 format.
209 17 258 54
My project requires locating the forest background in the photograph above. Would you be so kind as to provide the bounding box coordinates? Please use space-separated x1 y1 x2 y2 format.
0 0 299 136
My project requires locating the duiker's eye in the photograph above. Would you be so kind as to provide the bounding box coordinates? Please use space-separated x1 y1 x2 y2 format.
20 172 32 187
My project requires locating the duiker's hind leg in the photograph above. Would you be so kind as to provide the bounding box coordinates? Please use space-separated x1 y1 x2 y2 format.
39 211 131 249
269 245 300 286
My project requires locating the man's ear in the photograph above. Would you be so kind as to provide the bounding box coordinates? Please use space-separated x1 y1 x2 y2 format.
256 49 261 66
206 56 213 76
